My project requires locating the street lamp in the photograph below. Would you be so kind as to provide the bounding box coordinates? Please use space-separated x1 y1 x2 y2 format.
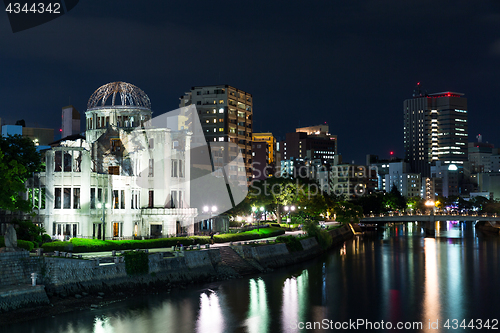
259 206 265 231
425 200 435 215
284 205 296 226
97 201 110 240
203 205 218 233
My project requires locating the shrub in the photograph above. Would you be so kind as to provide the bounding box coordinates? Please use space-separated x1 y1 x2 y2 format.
17 240 34 251
123 251 149 275
0 236 34 251
42 234 52 243
276 235 303 252
303 219 332 249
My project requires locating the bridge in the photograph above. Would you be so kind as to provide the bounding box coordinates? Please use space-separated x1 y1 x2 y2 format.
361 212 497 223
360 212 499 236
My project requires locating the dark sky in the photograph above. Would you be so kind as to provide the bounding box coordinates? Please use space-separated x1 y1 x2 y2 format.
1 0 500 164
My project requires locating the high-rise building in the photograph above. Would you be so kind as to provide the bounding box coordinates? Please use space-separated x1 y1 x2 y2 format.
180 85 253 183
404 86 468 177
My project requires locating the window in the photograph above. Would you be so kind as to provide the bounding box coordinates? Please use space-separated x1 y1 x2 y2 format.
63 188 71 209
73 188 80 209
108 166 120 175
219 100 224 104
170 190 177 208
121 190 125 209
113 190 119 209
97 188 102 205
149 159 154 177
54 188 61 209
73 151 82 172
179 160 184 178
41 187 45 209
149 138 154 149
219 128 224 132
178 191 183 208
54 151 62 172
172 160 178 177
149 190 154 208
91 188 96 209
64 152 72 172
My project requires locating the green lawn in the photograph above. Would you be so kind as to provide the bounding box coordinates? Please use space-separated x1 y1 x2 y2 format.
41 227 285 253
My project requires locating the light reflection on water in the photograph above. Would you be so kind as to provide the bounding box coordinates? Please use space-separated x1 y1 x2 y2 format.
3 221 500 333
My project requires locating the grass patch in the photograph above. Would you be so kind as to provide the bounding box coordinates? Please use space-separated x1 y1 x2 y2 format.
214 227 285 243
42 236 211 253
40 227 285 253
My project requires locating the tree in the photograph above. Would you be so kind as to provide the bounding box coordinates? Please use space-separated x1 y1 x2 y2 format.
333 201 363 224
0 135 42 212
406 196 424 213
383 184 406 211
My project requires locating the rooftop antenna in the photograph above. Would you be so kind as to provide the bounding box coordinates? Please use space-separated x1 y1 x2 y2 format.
412 82 427 97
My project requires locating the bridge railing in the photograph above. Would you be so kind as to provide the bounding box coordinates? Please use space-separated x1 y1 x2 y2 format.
362 212 498 219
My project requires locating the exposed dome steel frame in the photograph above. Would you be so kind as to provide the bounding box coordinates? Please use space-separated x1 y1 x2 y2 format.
87 82 151 110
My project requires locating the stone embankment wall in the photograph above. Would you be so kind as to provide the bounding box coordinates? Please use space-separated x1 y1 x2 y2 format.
231 224 354 269
0 224 355 312
0 251 48 312
42 249 223 296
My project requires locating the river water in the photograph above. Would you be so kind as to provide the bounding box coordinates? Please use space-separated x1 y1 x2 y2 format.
4 222 500 333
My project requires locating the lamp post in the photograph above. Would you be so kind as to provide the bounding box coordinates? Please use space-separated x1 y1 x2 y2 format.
97 201 109 240
284 205 296 227
425 200 435 215
252 206 257 229
259 206 265 231
203 205 217 233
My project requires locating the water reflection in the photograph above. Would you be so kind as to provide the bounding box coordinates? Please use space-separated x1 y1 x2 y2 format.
4 222 500 333
197 292 224 333
281 270 308 333
423 238 440 332
246 278 269 333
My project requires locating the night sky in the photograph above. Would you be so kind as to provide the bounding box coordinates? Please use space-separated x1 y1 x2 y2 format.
1 1 500 164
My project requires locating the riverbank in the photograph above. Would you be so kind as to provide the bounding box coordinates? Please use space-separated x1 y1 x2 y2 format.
0 224 355 325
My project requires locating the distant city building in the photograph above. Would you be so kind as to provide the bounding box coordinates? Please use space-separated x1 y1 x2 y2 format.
404 85 468 177
253 133 276 164
180 85 253 183
468 135 496 173
366 154 402 192
62 105 81 138
384 161 421 197
430 161 459 198
2 123 54 152
282 124 337 165
476 173 500 200
252 140 269 180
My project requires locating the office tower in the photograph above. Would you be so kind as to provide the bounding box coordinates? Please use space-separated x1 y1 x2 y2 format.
180 85 253 183
403 86 468 177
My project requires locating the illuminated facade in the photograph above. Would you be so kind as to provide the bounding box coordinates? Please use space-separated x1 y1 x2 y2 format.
252 133 276 164
404 87 468 177
179 85 253 183
29 82 197 239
